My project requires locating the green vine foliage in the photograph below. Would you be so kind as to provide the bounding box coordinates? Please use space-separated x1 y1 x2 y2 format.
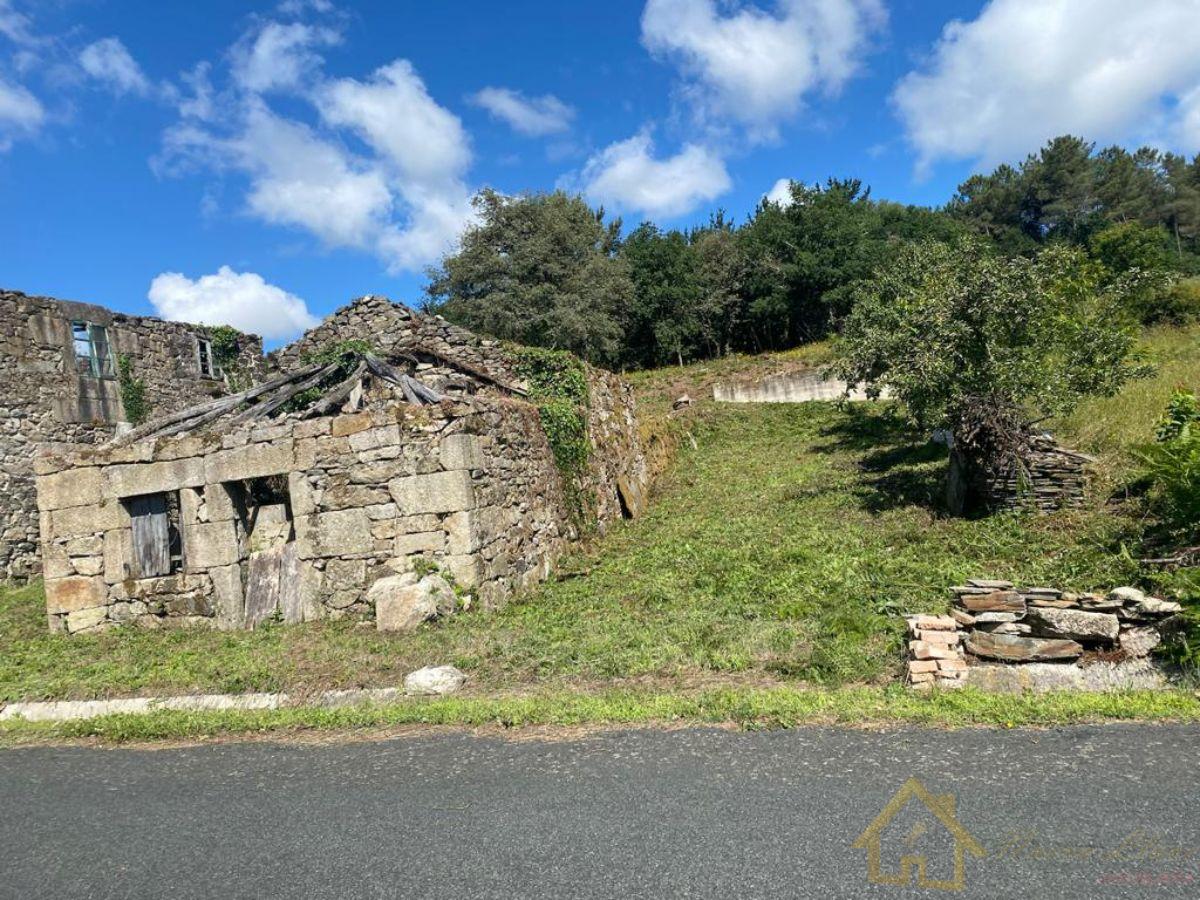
208 325 246 390
302 338 376 367
286 339 378 411
117 354 150 426
510 346 593 522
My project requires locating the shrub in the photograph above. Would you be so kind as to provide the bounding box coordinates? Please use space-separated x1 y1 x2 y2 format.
1140 389 1200 539
1144 277 1200 325
1088 221 1171 277
1139 436 1200 539
1155 388 1200 443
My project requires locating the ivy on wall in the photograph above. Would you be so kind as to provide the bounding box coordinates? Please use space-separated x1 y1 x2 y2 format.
510 346 592 522
117 354 149 426
208 325 246 390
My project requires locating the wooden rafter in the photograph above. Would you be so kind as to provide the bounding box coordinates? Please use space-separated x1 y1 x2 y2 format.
108 346 509 444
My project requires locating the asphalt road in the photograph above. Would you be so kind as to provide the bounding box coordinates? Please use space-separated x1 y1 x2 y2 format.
2 724 1199 899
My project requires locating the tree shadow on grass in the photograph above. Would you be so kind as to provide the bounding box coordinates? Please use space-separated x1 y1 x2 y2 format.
815 404 950 514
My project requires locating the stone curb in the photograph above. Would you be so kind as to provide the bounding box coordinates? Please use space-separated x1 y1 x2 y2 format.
0 687 407 724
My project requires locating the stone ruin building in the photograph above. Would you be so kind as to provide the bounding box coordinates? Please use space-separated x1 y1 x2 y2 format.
30 295 650 634
1 289 263 581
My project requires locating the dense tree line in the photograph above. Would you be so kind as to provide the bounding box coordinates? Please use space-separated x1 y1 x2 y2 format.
425 136 1200 370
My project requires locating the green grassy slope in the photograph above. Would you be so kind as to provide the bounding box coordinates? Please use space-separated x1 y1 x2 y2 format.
1 326 1196 704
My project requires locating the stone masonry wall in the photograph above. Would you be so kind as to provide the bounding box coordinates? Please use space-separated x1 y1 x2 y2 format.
582 367 652 525
905 579 1183 692
947 435 1093 515
35 397 571 634
1 290 262 580
269 295 652 532
268 295 520 391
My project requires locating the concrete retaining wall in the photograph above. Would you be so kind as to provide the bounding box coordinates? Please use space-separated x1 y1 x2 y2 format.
713 369 887 403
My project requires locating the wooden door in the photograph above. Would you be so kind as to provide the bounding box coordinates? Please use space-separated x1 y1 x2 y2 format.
128 493 171 578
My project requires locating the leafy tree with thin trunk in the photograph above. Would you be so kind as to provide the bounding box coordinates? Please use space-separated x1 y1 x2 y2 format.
835 239 1149 513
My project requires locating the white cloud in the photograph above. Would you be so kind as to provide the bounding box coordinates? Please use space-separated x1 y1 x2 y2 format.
176 63 216 121
1179 85 1200 151
765 177 793 207
317 60 471 186
641 0 885 141
375 183 476 272
148 266 319 340
580 132 731 218
0 77 44 150
162 52 476 273
231 21 340 94
79 37 150 96
0 0 36 46
469 87 574 136
894 0 1200 172
277 0 334 15
163 100 394 250
314 59 476 269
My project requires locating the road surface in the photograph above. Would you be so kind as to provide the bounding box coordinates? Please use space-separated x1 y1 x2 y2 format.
2 724 1198 898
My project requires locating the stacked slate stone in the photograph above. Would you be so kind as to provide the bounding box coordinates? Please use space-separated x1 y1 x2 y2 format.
906 578 1182 689
985 435 1094 513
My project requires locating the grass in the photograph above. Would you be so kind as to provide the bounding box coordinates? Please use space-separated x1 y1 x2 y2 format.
0 403 1149 702
1055 324 1200 470
1 325 1198 735
3 685 1199 746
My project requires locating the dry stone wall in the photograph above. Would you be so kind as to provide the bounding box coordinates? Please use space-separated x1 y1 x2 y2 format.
268 295 520 392
35 396 572 634
905 579 1182 691
1 290 262 580
947 435 1093 515
582 367 651 524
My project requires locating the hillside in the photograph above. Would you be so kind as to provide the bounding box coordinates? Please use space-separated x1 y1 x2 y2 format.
3 325 1196 704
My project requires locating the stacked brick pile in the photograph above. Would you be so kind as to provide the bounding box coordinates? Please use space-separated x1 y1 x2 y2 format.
904 614 968 688
906 579 1183 690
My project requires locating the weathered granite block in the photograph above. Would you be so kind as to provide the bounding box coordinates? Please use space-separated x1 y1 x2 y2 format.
205 440 294 483
183 521 239 570
45 575 107 614
299 508 373 557
50 501 123 536
105 457 205 498
36 467 103 511
441 433 484 470
388 470 475 515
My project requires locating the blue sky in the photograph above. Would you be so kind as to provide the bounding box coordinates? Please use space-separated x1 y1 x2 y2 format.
3 0 1199 345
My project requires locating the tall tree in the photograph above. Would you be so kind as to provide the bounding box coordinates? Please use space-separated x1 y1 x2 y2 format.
691 214 750 358
618 223 702 368
425 190 633 366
